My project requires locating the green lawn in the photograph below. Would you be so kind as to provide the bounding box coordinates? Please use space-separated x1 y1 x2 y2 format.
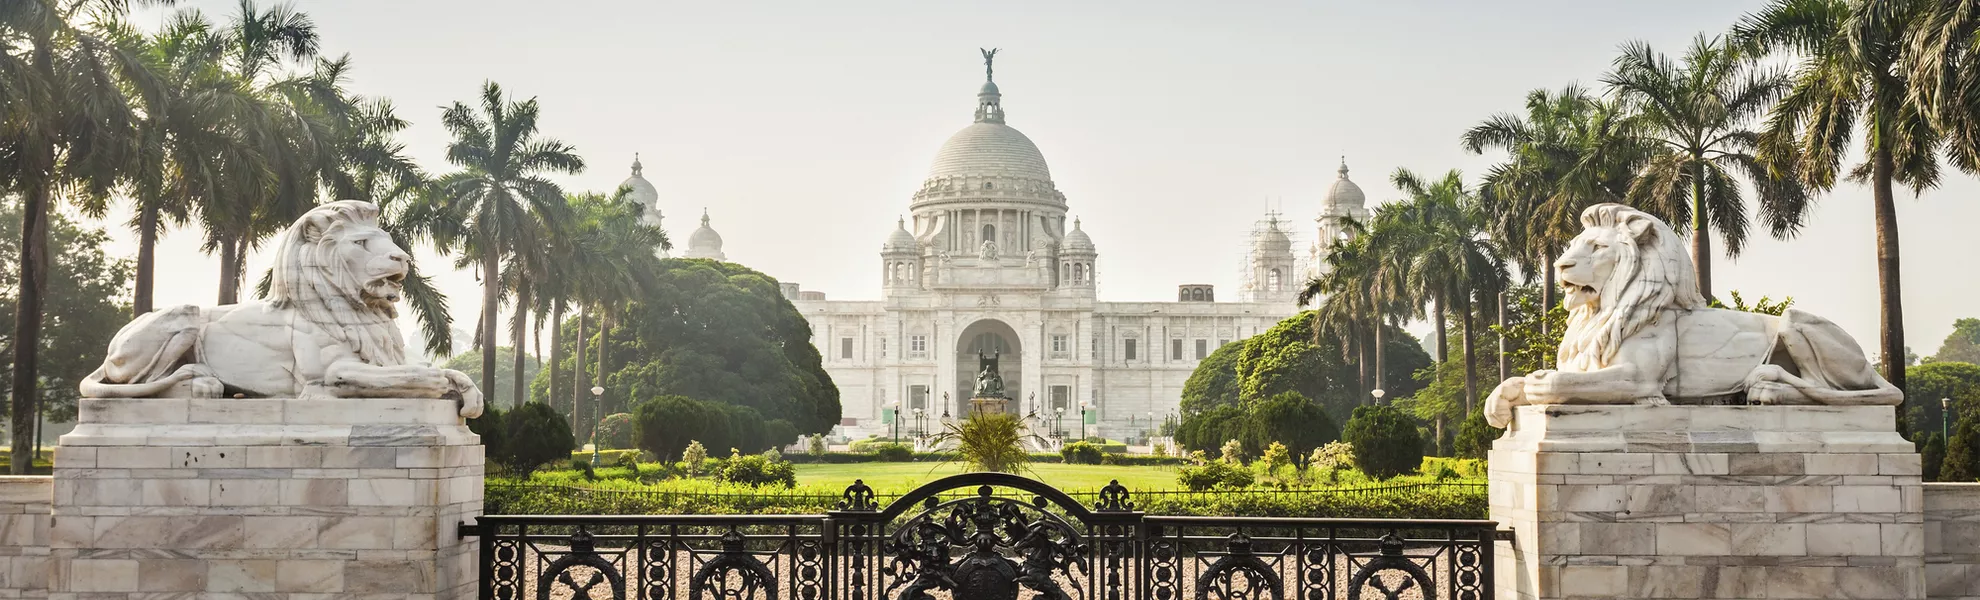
793 461 1179 492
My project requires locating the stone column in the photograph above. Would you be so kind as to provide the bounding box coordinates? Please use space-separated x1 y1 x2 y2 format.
1491 404 1923 600
49 398 481 599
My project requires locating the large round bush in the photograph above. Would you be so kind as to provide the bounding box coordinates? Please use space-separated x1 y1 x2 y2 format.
503 402 576 475
1061 441 1104 465
467 407 507 464
594 412 635 450
1342 405 1423 480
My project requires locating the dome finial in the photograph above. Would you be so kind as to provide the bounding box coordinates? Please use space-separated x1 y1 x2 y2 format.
1338 156 1349 179
981 47 998 83
700 207 710 226
974 49 1006 124
632 153 643 177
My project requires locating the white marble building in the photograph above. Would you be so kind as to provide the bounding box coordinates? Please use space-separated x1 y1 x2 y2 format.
750 58 1371 440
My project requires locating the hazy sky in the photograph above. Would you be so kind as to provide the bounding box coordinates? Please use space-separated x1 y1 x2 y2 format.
107 0 1979 358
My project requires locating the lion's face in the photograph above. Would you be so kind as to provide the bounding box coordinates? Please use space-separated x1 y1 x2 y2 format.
1554 226 1624 311
329 226 410 311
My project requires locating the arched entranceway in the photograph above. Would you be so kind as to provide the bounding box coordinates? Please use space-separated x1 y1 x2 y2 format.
956 319 1021 415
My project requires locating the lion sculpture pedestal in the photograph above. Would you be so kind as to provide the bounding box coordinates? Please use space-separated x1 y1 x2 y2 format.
1491 404 1923 600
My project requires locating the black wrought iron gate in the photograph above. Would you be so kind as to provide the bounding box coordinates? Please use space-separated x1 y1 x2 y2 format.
462 473 1496 600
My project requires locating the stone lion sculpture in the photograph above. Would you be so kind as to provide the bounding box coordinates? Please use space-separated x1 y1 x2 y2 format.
1483 203 1898 428
80 200 484 418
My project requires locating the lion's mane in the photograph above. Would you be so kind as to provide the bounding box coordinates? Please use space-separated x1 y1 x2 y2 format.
268 200 407 367
1557 204 1705 370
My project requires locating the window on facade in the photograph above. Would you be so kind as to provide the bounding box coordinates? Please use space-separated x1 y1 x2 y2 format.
1219 338 1230 349
879 337 887 358
1124 338 1138 361
1171 339 1183 360
1196 339 1208 360
1050 385 1070 411
1268 268 1282 292
982 224 996 244
841 337 854 360
910 335 927 357
1051 334 1069 356
910 385 928 411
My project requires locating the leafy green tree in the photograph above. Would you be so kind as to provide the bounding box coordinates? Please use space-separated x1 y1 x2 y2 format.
466 407 507 466
1243 392 1340 467
1707 290 1794 316
544 259 840 434
1934 319 1980 364
0 207 132 427
1179 341 1243 414
428 80 582 406
1344 405 1425 480
1737 0 1963 392
1923 432 1947 481
1943 414 1980 482
682 441 709 476
1257 442 1294 480
1453 412 1502 459
594 413 634 450
444 348 538 410
501 402 574 475
1905 362 1980 444
632 395 723 462
1606 35 1809 301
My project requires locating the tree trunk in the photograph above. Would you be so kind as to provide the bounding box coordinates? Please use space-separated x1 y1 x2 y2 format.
572 309 587 425
1355 338 1369 395
512 286 528 411
1372 308 1386 400
1691 159 1714 303
1432 289 1448 364
595 307 613 426
1461 292 1479 413
134 200 159 315
216 233 240 305
10 180 49 475
1496 290 1509 383
1539 251 1555 331
549 301 564 410
481 236 500 409
1872 140 1905 392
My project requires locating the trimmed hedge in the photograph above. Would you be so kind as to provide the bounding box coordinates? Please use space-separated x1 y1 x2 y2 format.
779 451 1187 466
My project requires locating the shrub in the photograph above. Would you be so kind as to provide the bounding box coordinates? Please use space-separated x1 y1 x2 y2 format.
503 402 576 475
683 441 710 476
594 412 635 450
1258 442 1293 478
1452 412 1502 459
1152 443 1169 457
945 413 1030 473
1244 392 1339 465
1061 441 1104 465
1310 441 1354 471
1943 414 1980 482
1177 460 1256 491
1924 433 1947 481
873 443 914 462
1343 405 1424 480
716 450 798 488
847 436 890 453
633 396 723 461
467 407 508 462
806 435 828 456
1220 439 1245 464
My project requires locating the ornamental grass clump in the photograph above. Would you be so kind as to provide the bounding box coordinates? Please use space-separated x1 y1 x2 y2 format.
933 413 1038 474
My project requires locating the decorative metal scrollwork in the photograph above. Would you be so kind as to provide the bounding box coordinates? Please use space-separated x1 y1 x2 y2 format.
689 529 777 600
1347 532 1436 600
537 527 625 600
491 538 521 600
886 485 1087 600
1196 534 1283 600
840 479 878 511
1453 541 1483 600
1148 525 1178 600
1096 479 1135 512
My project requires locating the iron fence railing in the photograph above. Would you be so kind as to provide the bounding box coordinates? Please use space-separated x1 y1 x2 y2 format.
464 473 1496 600
484 480 1488 512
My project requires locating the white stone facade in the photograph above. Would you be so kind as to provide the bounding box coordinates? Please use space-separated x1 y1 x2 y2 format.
785 60 1344 439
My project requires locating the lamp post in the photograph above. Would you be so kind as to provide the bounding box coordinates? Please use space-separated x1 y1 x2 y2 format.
589 385 605 466
888 400 901 445
912 407 925 446
1147 410 1156 443
1080 401 1091 441
1945 398 1954 441
1054 407 1065 444
1371 388 1386 406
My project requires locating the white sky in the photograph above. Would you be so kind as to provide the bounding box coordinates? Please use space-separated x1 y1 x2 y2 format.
102 0 1980 357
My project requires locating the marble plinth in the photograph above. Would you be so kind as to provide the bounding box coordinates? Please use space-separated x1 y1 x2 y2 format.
1491 404 1923 600
49 398 482 600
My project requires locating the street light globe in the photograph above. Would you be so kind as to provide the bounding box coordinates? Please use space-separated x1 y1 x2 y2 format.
1055 407 1065 416
590 386 604 396
1371 389 1386 400
889 400 901 410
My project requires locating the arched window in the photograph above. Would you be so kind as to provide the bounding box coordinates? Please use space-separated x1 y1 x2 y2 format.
1268 268 1282 292
984 182 994 190
982 224 996 244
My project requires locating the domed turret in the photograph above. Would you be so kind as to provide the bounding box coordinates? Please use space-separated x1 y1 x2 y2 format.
1059 218 1096 289
683 209 725 261
621 154 662 221
1324 158 1366 210
1061 218 1094 253
884 217 918 253
1253 215 1292 253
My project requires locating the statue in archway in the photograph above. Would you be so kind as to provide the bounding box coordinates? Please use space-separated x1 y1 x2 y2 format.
973 352 1006 398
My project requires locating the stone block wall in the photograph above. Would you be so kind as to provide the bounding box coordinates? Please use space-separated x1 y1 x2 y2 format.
1926 482 1980 600
49 397 482 599
0 478 48 599
1492 405 1925 600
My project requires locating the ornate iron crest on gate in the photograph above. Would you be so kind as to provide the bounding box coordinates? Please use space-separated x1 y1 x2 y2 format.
465 472 1496 600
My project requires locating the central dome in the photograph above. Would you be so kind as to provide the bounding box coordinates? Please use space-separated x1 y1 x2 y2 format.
926 122 1052 182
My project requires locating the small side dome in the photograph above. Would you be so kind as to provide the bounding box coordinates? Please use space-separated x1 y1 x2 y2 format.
1061 217 1095 253
620 153 660 213
1325 158 1367 209
1254 216 1292 253
683 209 725 261
884 216 918 251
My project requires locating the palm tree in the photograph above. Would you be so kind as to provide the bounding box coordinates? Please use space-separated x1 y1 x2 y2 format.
1388 168 1507 410
0 0 161 472
1605 35 1812 301
1909 0 1980 172
1735 0 1947 390
428 80 582 406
